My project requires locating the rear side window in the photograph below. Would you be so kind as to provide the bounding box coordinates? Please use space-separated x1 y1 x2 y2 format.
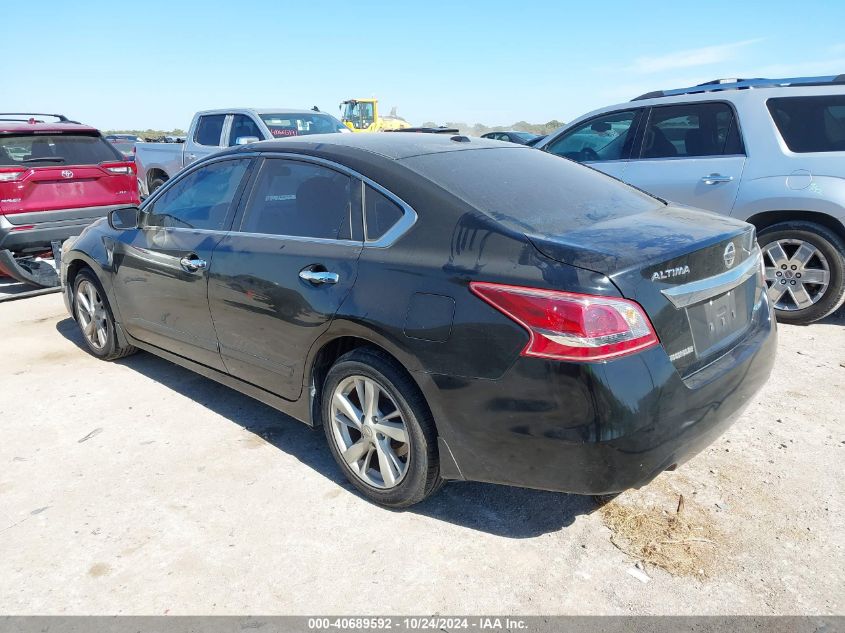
0 134 121 166
145 159 250 230
194 115 226 146
364 185 404 241
240 159 353 240
767 96 845 152
228 115 264 146
641 102 742 158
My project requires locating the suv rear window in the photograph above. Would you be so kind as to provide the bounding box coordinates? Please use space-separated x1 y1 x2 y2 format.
0 134 122 166
767 96 845 153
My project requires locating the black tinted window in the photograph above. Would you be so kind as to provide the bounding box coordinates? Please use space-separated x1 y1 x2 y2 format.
402 147 662 236
146 159 249 230
241 159 353 240
364 185 404 241
546 110 638 162
641 102 742 158
194 115 226 146
228 115 263 146
768 96 845 153
0 134 121 166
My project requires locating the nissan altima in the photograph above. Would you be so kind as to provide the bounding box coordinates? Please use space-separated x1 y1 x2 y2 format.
60 133 777 507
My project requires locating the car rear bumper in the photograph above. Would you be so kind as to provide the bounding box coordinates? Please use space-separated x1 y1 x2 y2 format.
419 294 777 495
0 206 121 253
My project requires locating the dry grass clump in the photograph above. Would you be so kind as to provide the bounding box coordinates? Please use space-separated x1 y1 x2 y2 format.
600 495 720 577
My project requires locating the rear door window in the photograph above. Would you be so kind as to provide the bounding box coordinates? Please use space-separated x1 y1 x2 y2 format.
545 110 639 162
767 96 845 152
239 159 353 240
0 134 121 166
145 159 250 230
194 114 226 147
640 102 743 158
228 115 264 146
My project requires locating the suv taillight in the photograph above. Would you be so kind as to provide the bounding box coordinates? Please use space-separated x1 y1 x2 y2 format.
101 161 135 175
470 282 659 362
0 168 25 182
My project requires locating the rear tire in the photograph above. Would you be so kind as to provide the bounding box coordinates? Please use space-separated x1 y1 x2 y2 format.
149 175 167 195
757 221 845 325
322 347 442 508
73 269 137 361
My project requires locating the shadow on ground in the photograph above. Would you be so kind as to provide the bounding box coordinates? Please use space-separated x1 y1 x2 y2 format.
56 318 593 538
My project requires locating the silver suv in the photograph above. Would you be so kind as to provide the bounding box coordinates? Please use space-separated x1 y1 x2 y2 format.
537 75 845 325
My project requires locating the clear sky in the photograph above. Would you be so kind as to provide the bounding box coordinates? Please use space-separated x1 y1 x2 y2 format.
4 0 845 130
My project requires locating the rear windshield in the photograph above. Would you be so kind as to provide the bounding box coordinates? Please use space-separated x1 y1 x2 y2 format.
0 134 122 166
259 113 347 138
767 96 845 153
400 147 664 235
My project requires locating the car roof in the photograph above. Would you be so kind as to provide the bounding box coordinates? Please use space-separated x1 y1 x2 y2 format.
0 121 100 135
234 132 524 160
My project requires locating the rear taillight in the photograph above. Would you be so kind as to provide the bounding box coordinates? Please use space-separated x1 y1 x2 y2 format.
470 282 659 362
101 161 135 175
0 168 25 182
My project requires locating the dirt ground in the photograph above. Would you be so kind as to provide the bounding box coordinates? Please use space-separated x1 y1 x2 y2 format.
0 293 842 615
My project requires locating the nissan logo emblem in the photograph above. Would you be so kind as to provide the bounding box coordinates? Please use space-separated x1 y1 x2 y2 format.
723 242 736 269
61 170 74 179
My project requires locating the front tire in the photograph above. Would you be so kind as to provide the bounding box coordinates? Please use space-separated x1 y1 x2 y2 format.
758 221 845 325
322 347 442 508
73 269 137 361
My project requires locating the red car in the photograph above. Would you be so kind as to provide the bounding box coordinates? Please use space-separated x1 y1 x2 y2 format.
0 113 139 284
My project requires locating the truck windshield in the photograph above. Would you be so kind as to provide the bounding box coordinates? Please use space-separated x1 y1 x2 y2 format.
259 113 346 138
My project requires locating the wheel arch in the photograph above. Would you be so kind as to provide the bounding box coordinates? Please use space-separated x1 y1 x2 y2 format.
745 210 845 243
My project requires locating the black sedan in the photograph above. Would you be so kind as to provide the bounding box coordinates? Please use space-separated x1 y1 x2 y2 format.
481 130 541 145
61 133 776 508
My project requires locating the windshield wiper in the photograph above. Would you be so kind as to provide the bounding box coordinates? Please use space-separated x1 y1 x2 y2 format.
22 156 65 163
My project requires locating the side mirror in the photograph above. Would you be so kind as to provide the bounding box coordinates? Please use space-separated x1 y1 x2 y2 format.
235 136 260 146
108 206 140 230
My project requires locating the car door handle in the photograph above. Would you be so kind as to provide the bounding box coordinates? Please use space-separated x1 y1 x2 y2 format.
701 173 734 185
299 269 339 284
180 255 207 273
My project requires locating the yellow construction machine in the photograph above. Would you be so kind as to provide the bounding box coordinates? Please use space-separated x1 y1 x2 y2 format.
340 99 411 132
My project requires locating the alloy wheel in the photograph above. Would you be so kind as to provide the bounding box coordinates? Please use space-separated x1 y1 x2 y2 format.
763 239 830 311
329 375 410 489
75 280 108 350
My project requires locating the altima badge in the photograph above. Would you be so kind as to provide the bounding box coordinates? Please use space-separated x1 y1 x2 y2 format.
651 265 691 282
724 242 736 268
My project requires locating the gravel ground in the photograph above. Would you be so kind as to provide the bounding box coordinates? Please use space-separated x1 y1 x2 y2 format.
0 293 842 615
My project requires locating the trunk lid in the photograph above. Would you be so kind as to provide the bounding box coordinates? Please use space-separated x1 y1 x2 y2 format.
529 205 765 376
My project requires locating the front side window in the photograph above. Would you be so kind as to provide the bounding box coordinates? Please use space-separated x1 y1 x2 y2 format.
240 159 353 240
364 185 404 241
228 115 264 146
767 96 845 153
145 159 250 230
194 115 226 147
545 110 638 163
641 102 742 158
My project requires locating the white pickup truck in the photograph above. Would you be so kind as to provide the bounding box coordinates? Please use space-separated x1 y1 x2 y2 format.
135 107 348 196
